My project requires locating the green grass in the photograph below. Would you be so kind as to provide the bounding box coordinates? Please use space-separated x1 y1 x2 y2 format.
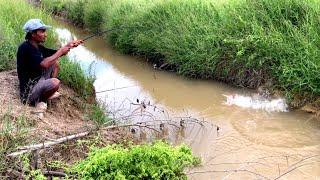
86 103 111 125
58 57 95 98
0 0 55 71
41 0 320 103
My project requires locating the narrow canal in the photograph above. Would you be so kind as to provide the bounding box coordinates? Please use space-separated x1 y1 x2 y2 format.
55 21 320 179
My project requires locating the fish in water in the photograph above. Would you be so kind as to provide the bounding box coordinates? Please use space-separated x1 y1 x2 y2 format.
223 94 288 112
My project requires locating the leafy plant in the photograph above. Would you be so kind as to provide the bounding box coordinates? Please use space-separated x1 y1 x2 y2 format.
70 141 200 179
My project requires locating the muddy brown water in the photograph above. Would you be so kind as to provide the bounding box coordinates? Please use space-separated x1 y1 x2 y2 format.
55 21 319 179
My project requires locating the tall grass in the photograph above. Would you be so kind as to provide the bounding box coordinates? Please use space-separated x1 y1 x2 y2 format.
58 57 95 98
0 0 55 71
41 0 320 102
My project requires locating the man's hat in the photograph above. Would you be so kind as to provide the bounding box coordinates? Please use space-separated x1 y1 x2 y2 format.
23 19 52 33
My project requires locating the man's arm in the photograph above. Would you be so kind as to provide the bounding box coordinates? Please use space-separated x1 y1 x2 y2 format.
40 40 83 69
40 45 69 69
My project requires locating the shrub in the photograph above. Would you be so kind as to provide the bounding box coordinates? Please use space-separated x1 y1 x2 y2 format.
70 141 200 179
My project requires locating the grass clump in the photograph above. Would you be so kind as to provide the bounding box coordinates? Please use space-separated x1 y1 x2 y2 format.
86 103 110 125
69 141 200 179
41 0 320 103
58 57 95 98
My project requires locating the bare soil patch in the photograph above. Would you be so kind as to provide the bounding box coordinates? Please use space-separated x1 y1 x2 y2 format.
0 70 95 139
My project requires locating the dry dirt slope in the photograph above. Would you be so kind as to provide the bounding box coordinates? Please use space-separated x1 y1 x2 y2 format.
0 70 94 140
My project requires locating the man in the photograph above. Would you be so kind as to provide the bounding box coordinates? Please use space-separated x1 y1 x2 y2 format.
17 19 82 110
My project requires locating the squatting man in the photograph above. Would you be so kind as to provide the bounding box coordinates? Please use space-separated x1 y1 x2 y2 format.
17 19 83 111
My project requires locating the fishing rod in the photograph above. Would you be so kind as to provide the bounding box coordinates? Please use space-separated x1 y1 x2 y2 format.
82 26 126 42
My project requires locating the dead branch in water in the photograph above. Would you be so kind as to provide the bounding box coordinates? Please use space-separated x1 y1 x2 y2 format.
273 155 320 180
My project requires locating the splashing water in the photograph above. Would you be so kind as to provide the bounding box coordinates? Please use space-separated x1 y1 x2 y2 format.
223 94 288 112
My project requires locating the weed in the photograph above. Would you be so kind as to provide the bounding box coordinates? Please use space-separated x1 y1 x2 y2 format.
69 141 200 179
58 57 95 99
86 103 110 125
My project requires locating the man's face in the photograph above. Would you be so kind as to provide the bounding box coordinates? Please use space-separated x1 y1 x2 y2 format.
32 29 47 43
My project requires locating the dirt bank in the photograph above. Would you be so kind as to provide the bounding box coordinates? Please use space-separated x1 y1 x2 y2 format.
0 70 132 178
0 70 95 139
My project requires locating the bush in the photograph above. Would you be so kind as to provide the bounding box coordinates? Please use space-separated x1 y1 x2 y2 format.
70 141 200 179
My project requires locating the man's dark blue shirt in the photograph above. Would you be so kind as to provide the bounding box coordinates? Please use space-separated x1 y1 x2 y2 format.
16 41 56 103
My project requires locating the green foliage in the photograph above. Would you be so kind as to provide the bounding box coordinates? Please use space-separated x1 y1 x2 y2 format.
66 0 87 26
28 169 46 180
58 57 95 98
70 141 200 179
83 0 112 33
41 0 69 15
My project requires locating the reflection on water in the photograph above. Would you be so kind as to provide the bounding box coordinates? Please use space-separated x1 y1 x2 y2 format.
55 24 320 179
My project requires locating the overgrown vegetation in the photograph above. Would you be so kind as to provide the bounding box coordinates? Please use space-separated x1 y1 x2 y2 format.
69 141 200 179
41 0 320 104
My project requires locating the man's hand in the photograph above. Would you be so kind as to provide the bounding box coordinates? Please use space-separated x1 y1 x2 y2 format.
66 40 84 48
58 45 70 56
